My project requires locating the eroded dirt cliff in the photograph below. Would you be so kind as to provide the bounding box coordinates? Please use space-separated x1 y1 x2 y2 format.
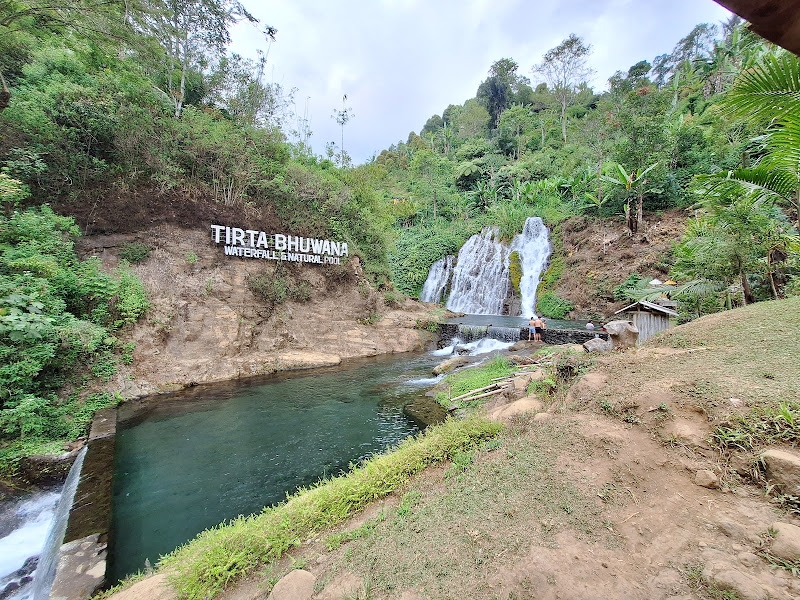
77 225 439 398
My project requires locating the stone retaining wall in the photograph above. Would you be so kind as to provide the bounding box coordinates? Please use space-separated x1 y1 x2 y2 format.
439 323 608 346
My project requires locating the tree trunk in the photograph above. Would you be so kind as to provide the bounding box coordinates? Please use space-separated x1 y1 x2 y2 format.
636 190 644 233
0 70 10 112
740 271 755 305
560 100 567 143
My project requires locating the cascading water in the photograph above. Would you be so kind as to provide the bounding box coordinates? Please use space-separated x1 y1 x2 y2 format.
419 255 454 303
30 446 87 600
445 228 510 315
511 217 551 318
422 216 550 316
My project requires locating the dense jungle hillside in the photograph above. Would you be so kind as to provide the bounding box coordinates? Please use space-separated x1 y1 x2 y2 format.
1 1 800 477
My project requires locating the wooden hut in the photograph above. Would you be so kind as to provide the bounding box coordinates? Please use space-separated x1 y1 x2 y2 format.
613 300 678 344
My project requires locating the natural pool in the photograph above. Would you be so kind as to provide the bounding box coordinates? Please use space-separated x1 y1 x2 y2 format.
109 351 447 583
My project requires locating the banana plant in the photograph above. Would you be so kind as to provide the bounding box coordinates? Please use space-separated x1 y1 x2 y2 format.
601 162 659 233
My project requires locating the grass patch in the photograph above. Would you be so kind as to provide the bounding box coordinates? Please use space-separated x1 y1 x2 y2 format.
436 355 513 406
711 401 800 451
157 415 501 600
336 419 604 599
683 562 743 600
325 513 387 551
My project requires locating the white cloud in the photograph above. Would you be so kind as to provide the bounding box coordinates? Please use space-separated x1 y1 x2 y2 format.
230 0 733 164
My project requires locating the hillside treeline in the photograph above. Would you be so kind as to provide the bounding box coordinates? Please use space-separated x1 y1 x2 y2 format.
372 19 800 317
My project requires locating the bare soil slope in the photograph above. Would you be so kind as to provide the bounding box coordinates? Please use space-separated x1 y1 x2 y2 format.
555 211 688 318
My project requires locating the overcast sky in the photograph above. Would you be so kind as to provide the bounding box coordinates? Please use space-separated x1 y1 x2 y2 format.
230 0 733 165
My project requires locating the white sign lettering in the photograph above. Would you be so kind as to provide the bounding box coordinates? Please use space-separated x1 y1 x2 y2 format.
210 224 348 265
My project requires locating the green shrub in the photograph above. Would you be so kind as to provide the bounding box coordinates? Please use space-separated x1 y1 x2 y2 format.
0 207 147 472
118 242 152 263
536 292 574 319
509 251 522 295
247 273 288 306
383 290 405 307
613 273 644 301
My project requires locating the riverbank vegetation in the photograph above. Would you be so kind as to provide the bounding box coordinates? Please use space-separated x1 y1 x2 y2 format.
0 199 148 473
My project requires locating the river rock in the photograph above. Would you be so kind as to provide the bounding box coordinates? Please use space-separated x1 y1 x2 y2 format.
433 356 472 376
761 448 800 495
583 337 612 353
695 469 719 489
267 569 315 600
404 397 448 426
489 397 543 421
604 320 639 349
770 522 800 562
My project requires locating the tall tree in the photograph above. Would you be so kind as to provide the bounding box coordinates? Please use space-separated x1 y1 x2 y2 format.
331 93 354 167
697 53 800 228
476 58 530 129
0 0 150 111
146 0 264 117
532 34 593 143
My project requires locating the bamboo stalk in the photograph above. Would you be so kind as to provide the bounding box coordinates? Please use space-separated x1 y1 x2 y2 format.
449 383 499 402
463 388 505 402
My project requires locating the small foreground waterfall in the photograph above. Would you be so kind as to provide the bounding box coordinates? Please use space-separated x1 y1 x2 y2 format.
511 217 551 318
31 446 87 600
422 217 550 315
419 255 454 303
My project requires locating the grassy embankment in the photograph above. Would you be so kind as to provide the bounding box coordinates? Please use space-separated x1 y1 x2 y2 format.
113 415 503 600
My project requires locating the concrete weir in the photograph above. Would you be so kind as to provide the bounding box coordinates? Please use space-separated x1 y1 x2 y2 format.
48 408 116 600
438 323 608 346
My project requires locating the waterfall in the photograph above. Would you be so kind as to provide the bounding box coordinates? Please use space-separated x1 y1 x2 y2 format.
31 446 87 600
445 228 510 315
420 216 550 316
511 217 551 318
419 255 454 303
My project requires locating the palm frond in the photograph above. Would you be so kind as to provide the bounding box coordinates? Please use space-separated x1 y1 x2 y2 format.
673 279 727 298
693 168 796 203
723 53 800 123
763 119 800 174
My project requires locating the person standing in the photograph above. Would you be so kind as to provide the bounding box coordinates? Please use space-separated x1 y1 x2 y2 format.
533 316 545 342
528 315 537 341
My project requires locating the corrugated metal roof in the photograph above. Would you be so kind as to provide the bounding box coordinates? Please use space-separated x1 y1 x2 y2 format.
714 1 800 55
614 300 679 317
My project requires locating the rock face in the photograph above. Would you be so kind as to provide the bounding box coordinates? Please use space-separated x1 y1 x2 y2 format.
604 320 639 349
77 226 437 396
18 450 80 486
432 356 473 376
761 448 800 495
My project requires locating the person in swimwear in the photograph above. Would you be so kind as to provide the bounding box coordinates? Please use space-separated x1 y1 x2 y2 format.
528 315 537 341
533 316 545 342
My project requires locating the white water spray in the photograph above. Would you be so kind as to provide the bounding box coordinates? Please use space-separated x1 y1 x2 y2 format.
511 217 551 318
